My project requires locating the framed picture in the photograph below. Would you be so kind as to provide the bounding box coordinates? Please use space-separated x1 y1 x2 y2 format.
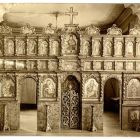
128 109 140 123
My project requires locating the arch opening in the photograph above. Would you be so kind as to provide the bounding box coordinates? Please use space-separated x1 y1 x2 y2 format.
103 78 120 130
20 77 37 132
61 75 81 129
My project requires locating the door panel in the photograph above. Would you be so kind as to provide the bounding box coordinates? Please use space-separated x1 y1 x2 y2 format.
61 75 80 129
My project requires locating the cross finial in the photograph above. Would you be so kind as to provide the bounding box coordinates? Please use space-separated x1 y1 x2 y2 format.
65 7 78 25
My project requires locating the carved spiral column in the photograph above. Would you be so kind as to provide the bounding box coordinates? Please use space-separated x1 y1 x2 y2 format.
15 74 19 102
123 76 127 99
100 75 104 102
57 74 61 101
81 74 84 98
36 74 39 103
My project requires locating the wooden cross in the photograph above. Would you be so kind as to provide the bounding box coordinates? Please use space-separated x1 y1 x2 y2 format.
65 7 78 25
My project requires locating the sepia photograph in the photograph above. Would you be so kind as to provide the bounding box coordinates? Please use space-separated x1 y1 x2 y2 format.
0 1 139 137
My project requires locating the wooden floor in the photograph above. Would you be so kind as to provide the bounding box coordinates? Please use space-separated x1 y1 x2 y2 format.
0 110 140 136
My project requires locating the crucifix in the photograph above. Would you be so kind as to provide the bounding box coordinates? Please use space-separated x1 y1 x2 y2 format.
65 7 78 25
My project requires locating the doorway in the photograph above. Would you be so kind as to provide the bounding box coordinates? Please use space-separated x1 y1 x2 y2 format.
103 78 120 131
61 75 81 129
20 77 37 132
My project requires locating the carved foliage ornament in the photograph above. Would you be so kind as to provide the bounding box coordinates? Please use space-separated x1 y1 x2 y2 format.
21 24 35 35
129 24 140 35
85 24 100 36
107 24 122 35
43 23 56 35
0 24 12 34
63 25 80 33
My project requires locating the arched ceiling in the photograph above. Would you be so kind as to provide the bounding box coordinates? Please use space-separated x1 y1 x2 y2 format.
1 3 125 28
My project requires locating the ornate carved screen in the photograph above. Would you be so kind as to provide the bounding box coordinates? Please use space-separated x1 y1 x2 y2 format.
61 76 81 129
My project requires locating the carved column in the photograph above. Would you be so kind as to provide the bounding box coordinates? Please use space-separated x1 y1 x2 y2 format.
100 75 104 102
3 105 10 131
46 105 51 132
91 105 97 132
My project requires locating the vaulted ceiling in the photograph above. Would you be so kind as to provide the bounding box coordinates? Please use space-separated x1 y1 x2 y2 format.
1 4 124 27
0 3 139 34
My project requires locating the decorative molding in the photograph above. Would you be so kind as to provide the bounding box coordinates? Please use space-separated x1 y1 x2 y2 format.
85 24 100 36
43 23 56 35
0 24 12 34
107 24 122 35
129 24 140 35
21 24 35 35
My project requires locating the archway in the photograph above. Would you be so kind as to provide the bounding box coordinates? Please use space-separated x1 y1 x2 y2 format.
20 77 37 132
103 78 120 130
104 78 120 112
61 75 81 129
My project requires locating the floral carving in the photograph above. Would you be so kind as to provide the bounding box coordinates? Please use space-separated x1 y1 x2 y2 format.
38 60 47 70
107 24 122 35
85 24 100 36
21 24 35 35
0 23 12 34
129 24 140 35
43 23 56 35
16 60 26 70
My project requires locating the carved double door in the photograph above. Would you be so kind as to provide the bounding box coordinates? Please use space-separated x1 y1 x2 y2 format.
61 76 80 129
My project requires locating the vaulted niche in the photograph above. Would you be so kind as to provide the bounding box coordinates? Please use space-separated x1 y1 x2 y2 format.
104 78 120 113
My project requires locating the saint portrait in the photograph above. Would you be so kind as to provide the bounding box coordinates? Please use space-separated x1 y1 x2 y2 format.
84 78 99 98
